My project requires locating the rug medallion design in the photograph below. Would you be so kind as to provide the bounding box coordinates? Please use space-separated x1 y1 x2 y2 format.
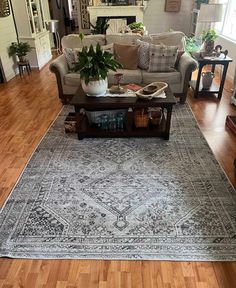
0 105 236 260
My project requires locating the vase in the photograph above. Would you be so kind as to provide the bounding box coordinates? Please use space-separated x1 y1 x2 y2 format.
202 71 215 89
81 78 108 96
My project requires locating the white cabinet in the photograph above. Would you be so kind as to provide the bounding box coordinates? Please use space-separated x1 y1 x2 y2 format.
11 0 52 69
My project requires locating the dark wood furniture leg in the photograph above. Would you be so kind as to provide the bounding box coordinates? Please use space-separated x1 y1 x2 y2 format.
194 63 204 98
218 63 229 99
18 65 23 77
164 106 172 140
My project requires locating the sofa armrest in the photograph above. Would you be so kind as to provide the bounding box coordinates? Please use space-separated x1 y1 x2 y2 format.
177 53 198 103
49 54 69 104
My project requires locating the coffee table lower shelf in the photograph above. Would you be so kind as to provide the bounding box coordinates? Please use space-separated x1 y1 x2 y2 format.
77 112 169 140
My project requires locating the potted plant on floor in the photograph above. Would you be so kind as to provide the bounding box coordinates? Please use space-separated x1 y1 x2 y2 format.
74 43 122 96
8 42 31 62
201 29 218 55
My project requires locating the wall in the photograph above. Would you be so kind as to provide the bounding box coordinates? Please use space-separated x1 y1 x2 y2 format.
48 0 70 39
144 0 194 35
0 10 17 81
216 36 236 82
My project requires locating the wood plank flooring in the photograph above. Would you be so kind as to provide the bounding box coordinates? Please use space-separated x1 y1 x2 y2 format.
0 63 236 287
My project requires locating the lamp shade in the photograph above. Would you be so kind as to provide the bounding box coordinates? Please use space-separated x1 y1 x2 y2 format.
198 4 224 23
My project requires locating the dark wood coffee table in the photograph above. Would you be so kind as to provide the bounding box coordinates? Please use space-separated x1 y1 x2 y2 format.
70 85 176 140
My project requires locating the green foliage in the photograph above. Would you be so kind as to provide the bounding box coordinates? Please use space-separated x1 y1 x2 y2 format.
74 43 122 85
201 29 218 42
8 42 31 57
195 0 209 9
128 22 144 30
184 36 202 55
91 18 109 35
79 32 84 41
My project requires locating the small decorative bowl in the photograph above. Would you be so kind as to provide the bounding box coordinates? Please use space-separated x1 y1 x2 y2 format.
143 85 158 95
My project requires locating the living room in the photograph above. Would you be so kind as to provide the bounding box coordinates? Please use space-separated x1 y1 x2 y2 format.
0 0 236 287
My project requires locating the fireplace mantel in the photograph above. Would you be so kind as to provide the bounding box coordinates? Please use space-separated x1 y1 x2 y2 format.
87 5 145 27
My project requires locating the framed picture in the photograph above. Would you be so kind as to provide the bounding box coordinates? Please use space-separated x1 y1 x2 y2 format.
165 0 181 12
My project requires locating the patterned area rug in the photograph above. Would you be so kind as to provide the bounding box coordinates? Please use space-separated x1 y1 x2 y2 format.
1 104 236 261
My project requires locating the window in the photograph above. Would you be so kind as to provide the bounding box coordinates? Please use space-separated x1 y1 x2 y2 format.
216 0 236 41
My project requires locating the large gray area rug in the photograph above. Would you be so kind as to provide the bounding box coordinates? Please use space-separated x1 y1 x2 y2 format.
1 104 236 261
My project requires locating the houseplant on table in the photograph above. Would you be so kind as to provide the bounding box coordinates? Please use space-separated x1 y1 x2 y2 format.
8 42 31 62
128 22 145 35
74 43 122 96
201 29 218 55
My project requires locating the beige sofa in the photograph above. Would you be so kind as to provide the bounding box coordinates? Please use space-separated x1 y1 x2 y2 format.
50 32 198 104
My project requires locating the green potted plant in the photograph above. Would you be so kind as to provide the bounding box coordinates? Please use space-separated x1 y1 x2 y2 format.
128 22 144 35
74 43 122 96
8 42 31 62
201 29 218 54
195 0 209 10
184 35 202 58
90 18 109 35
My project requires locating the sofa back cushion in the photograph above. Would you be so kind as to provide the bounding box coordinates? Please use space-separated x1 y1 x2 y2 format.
106 33 142 45
62 34 106 49
150 31 185 50
148 44 178 72
113 43 139 70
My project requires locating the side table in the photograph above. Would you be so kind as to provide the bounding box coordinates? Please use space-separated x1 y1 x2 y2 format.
189 55 232 99
18 60 31 77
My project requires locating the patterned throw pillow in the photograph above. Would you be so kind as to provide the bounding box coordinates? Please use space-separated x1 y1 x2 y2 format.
148 44 178 72
63 48 80 70
136 39 150 70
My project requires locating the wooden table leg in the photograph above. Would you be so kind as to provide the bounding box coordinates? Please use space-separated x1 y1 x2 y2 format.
218 62 229 100
164 106 173 140
194 63 204 98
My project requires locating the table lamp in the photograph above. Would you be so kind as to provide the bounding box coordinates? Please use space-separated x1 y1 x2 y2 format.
198 3 224 31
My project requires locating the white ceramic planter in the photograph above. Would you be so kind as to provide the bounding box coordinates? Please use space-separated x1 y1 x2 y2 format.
81 78 108 96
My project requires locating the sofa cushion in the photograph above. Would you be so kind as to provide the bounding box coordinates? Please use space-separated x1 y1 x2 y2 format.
141 70 181 85
136 39 150 70
150 31 185 50
148 44 178 72
113 43 139 70
140 35 153 44
62 34 106 49
108 69 142 84
64 73 81 86
106 33 142 45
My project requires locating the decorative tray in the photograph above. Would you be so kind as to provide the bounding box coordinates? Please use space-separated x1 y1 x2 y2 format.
136 82 168 100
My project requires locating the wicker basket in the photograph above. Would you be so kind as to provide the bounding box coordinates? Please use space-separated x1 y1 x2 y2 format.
134 109 149 128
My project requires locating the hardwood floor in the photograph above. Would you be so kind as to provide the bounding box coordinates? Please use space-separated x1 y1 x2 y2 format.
0 63 236 288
